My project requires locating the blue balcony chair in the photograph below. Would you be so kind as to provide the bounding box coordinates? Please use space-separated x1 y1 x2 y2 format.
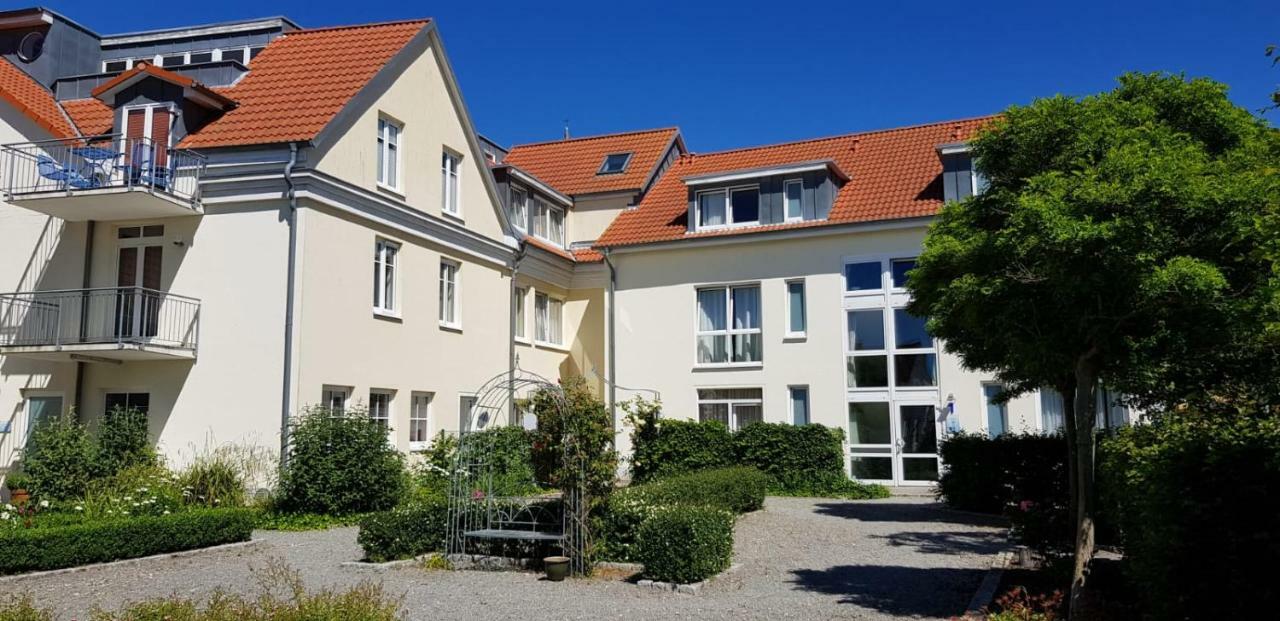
36 155 95 189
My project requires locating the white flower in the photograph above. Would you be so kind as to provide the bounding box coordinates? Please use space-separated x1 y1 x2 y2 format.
3 504 12 512
38 500 49 508
74 505 83 511
163 510 171 515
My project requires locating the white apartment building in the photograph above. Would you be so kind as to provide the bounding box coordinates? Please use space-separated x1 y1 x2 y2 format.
0 8 1126 489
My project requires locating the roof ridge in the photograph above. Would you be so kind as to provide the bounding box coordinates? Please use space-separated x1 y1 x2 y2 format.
683 114 1000 160
288 18 430 36
510 126 679 150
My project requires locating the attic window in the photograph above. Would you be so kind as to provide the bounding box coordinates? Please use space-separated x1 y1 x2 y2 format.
104 60 129 73
17 32 45 63
162 54 186 67
220 49 245 64
598 152 632 175
189 51 213 64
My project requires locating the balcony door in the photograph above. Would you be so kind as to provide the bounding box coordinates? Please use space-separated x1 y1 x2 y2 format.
115 236 162 340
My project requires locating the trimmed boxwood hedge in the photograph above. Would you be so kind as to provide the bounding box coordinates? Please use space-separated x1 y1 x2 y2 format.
634 505 734 584
357 497 449 563
630 419 735 483
0 508 254 574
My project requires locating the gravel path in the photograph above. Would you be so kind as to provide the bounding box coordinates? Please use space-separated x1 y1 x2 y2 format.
2 497 1008 620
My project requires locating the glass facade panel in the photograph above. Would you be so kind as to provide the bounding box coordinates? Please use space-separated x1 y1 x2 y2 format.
848 402 892 445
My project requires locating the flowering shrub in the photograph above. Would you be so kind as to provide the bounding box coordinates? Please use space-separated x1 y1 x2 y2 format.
276 406 406 516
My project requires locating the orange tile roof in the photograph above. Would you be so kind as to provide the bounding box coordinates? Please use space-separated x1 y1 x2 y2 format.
595 116 996 248
504 128 682 196
61 98 115 136
520 235 604 263
180 19 429 148
0 58 76 138
571 247 604 263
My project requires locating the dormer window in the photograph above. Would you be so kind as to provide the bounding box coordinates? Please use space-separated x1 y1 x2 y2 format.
598 152 632 175
697 186 759 229
104 60 129 73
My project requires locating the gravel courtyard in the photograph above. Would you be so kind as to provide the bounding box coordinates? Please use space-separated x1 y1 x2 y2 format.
3 496 1008 620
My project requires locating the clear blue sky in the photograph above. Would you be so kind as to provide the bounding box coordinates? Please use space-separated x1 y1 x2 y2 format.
48 0 1277 152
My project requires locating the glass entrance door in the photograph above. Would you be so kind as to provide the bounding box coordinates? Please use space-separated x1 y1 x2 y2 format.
848 400 941 485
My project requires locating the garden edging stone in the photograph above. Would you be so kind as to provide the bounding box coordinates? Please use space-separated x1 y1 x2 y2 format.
0 539 264 584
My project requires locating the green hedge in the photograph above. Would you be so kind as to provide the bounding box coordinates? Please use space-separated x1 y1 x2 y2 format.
1099 413 1280 620
735 423 843 482
0 508 254 574
936 432 1068 514
635 506 734 584
595 466 766 562
277 407 407 516
357 498 449 563
630 419 734 483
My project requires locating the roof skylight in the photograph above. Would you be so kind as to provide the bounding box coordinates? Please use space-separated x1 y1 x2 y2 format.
598 152 632 175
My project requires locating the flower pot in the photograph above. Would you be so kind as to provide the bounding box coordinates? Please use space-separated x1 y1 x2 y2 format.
9 489 29 506
544 556 571 582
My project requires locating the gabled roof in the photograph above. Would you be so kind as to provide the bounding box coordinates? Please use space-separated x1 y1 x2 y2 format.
504 127 683 196
595 115 996 248
180 19 430 148
91 62 236 110
0 58 76 138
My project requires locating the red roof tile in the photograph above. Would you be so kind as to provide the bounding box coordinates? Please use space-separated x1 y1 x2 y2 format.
521 235 604 263
595 116 996 248
571 247 604 263
180 20 429 148
0 58 76 138
504 128 682 196
60 98 114 136
91 62 235 110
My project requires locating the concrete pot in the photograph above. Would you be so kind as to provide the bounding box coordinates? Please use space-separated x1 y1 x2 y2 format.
544 556 570 582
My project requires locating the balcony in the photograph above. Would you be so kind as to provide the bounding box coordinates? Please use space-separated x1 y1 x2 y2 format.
1 136 205 221
0 287 199 362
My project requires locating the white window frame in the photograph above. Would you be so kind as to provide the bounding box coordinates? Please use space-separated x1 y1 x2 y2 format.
696 387 764 431
21 390 64 445
694 283 763 368
321 385 351 413
514 286 529 343
534 291 565 348
783 178 804 222
409 392 433 451
510 187 528 231
119 103 175 150
785 278 807 339
376 116 402 192
373 239 400 317
981 383 1008 438
439 259 461 329
842 255 937 394
789 385 810 425
695 184 761 231
441 150 463 217
368 389 393 432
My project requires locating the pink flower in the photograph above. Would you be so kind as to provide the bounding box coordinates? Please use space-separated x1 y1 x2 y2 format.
1018 500 1035 512
471 489 485 500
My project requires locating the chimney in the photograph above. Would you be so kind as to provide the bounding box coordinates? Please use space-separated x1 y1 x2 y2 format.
563 119 570 141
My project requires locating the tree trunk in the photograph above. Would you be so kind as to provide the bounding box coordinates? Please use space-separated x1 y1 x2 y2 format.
1068 360 1099 618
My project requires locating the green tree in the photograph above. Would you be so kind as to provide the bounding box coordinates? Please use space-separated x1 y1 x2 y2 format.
906 72 1280 614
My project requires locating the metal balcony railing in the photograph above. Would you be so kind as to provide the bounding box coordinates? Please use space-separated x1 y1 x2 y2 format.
0 287 200 352
1 136 205 205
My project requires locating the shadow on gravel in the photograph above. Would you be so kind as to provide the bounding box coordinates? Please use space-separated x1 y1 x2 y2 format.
812 502 1008 526
790 564 983 617
871 530 1007 556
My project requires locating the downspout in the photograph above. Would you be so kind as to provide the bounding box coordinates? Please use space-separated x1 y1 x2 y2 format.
508 244 526 423
73 220 96 418
602 249 617 421
279 143 299 463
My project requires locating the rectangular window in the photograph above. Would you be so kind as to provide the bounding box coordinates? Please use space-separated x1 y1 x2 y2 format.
730 187 760 224
510 188 528 231
514 287 527 340
548 205 565 246
531 199 548 238
786 279 806 337
534 292 564 345
442 151 461 215
598 152 632 174
104 60 128 72
697 388 763 431
696 285 761 365
439 260 460 327
409 392 432 449
161 54 186 67
321 385 350 413
983 384 1008 438
249 46 265 60
459 395 478 432
844 261 882 291
784 179 803 221
373 240 398 314
695 187 762 229
891 258 916 288
369 390 392 430
220 48 246 64
847 309 888 388
377 118 401 189
789 386 810 425
188 51 213 64
697 190 726 227
23 394 63 444
893 310 932 349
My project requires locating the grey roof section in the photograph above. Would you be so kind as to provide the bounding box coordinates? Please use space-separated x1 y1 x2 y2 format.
101 16 302 46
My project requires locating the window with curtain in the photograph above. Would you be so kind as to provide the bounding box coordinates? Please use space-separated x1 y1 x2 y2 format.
369 391 392 429
373 240 398 313
376 118 400 189
321 386 349 414
439 260 459 326
1039 388 1065 433
983 384 1007 437
514 287 527 340
784 179 803 221
409 392 432 449
697 191 726 227
441 151 461 215
548 205 565 246
697 388 763 430
696 285 761 364
531 199 548 239
534 292 564 345
510 187 528 230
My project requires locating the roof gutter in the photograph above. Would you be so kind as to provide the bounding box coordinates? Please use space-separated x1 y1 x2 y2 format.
279 141 299 466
